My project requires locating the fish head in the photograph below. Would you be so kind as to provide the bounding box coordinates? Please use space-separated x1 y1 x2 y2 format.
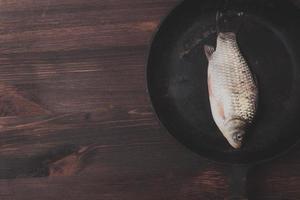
223 119 247 149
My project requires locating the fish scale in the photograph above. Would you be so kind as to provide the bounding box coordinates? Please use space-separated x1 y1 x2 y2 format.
210 33 256 122
205 32 258 148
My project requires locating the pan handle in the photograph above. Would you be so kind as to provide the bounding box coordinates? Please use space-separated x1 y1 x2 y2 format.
228 164 251 200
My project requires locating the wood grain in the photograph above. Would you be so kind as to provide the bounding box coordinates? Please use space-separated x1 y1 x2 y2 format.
0 0 298 199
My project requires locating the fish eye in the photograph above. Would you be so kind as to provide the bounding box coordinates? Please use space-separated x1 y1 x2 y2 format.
233 132 243 142
237 133 243 141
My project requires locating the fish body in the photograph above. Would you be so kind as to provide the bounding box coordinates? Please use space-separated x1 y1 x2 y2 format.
205 32 258 149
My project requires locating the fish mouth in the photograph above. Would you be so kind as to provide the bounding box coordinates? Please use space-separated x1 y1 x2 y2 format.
227 138 243 149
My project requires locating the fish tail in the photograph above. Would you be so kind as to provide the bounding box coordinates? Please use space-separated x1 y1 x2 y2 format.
216 0 246 34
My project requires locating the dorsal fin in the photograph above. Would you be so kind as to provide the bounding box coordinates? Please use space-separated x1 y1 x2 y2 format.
204 45 215 60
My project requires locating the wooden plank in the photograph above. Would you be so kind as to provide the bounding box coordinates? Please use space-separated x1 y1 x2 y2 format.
0 0 298 199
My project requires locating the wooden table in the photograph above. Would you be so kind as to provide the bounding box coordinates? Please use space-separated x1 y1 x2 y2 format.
0 0 299 199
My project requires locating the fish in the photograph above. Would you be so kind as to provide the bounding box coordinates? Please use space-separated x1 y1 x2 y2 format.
204 32 258 149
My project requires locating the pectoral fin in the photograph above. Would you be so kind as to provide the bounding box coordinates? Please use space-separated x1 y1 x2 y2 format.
204 45 215 61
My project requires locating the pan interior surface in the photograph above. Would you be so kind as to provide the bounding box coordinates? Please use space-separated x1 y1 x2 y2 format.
147 0 300 163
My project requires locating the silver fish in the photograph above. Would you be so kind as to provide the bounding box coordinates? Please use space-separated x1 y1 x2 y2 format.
204 32 258 149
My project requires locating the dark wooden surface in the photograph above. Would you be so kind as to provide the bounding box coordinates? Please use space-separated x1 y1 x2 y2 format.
0 0 299 199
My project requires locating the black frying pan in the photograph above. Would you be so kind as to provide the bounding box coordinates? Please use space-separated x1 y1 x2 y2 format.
147 0 300 199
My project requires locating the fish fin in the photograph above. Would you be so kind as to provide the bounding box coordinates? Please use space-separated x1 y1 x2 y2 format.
253 73 258 86
204 45 215 61
209 95 226 129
